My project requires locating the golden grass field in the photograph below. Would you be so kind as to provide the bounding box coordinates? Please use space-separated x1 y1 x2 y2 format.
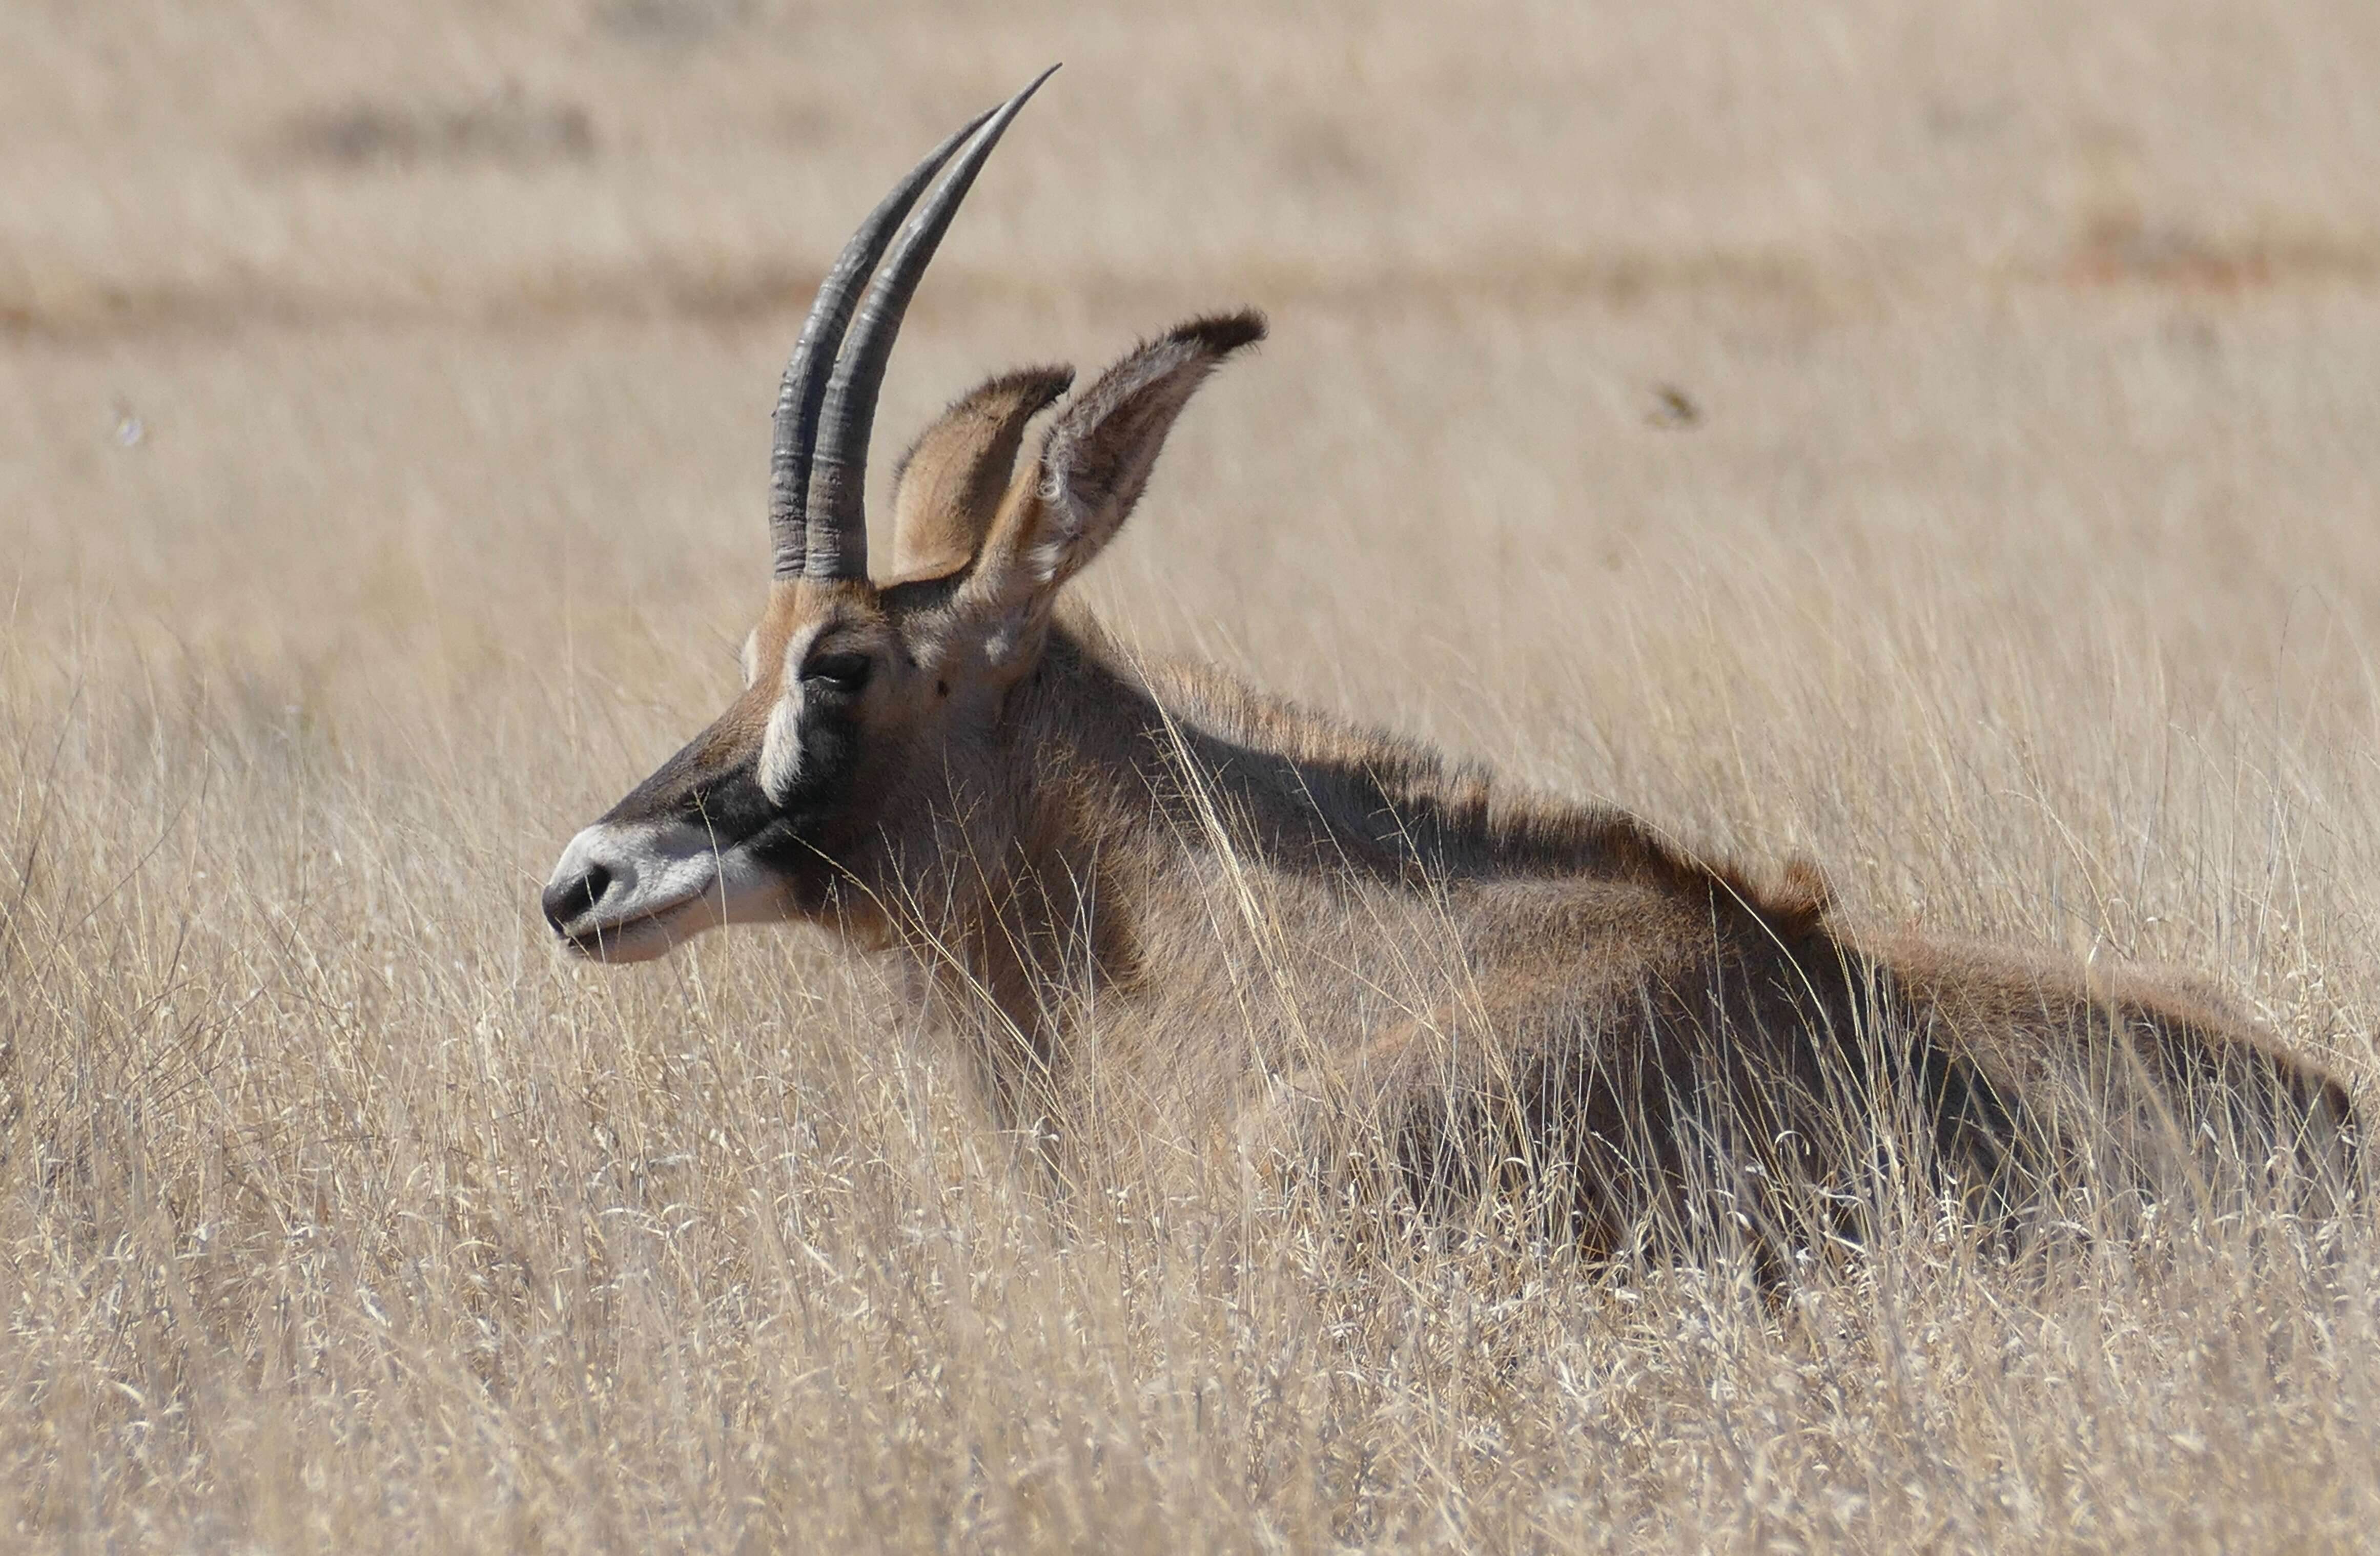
9 1 2380 1548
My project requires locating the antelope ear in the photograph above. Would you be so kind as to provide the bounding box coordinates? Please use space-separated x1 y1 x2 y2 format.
889 366 1074 580
971 312 1264 614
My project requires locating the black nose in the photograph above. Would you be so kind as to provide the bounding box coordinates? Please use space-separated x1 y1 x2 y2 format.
542 863 610 931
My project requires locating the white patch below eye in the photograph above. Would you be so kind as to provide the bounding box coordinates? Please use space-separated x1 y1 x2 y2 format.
756 623 824 802
757 687 805 804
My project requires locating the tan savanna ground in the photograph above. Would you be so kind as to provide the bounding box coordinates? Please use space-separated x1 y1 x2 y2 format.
8 1 2380 1549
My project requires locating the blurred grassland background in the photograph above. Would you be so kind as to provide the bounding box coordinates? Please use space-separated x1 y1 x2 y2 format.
7 1 2380 1549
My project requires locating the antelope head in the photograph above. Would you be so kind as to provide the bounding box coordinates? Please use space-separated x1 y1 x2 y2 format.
541 72 1263 962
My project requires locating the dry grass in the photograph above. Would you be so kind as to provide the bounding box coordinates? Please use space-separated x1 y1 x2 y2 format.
9 2 2380 1548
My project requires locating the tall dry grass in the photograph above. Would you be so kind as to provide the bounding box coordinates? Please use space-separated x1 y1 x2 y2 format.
8 1 2380 1549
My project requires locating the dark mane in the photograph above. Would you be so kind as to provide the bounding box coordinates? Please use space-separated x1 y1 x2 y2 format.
1104 628 1835 941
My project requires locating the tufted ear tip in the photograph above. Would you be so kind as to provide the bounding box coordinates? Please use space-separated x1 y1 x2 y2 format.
1167 309 1266 357
983 364 1079 409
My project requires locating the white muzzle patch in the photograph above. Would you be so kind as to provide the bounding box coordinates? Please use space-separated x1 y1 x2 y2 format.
543 818 786 962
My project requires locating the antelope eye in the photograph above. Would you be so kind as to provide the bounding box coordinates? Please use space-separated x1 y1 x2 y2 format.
804 651 873 695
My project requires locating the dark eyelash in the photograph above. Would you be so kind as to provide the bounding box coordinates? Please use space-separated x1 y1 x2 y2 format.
805 652 872 694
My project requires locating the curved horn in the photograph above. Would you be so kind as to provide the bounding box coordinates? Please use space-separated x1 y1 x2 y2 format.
802 64 1058 581
768 108 996 579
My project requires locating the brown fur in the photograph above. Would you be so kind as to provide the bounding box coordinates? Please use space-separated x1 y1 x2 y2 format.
889 367 1075 581
563 310 2360 1260
876 613 2355 1251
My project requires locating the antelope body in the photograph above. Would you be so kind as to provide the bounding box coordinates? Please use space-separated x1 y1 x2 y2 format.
542 77 2354 1255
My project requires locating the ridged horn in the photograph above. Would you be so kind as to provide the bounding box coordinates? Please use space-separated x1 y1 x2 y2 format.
767 108 996 579
801 64 1058 581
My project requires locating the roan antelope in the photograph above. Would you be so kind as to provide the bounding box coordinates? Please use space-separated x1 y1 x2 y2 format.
542 74 2356 1261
